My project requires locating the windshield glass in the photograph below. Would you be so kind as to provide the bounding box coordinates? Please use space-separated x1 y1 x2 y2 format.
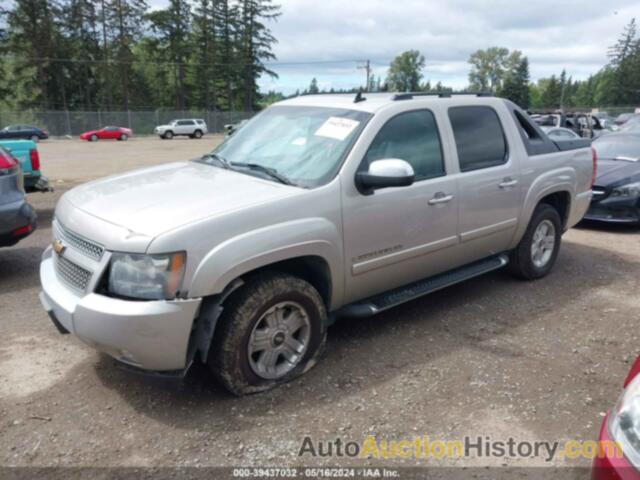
593 136 640 160
203 105 371 188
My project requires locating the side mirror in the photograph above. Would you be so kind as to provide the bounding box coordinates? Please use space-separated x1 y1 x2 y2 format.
356 159 415 194
224 124 237 136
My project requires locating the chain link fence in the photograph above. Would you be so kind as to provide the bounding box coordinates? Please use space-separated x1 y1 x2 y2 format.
0 110 256 137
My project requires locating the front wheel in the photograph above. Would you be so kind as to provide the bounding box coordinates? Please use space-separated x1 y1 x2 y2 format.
208 273 327 395
508 203 562 280
90 134 98 142
164 131 174 140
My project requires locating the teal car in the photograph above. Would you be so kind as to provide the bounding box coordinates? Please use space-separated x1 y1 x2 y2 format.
0 139 51 192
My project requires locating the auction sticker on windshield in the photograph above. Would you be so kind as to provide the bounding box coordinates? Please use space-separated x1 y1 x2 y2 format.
315 117 360 141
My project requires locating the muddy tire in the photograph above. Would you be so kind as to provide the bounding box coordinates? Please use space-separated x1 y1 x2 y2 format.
208 273 327 396
508 203 562 280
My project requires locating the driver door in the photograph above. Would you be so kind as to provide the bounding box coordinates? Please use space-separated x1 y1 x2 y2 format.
342 109 460 304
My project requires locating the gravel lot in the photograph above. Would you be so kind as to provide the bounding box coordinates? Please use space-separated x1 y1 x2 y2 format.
1 137 639 471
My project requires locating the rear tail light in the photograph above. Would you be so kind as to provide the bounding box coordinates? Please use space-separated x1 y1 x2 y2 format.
591 147 598 187
29 149 40 171
0 150 18 176
12 224 33 237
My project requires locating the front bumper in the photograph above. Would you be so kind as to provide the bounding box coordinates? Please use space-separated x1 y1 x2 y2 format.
585 195 640 224
24 173 53 193
0 199 37 246
39 248 202 371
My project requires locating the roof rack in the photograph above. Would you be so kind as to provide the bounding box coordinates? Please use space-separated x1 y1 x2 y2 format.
299 90 368 104
392 92 493 101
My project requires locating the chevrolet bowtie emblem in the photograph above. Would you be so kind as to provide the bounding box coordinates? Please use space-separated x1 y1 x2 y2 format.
53 239 66 255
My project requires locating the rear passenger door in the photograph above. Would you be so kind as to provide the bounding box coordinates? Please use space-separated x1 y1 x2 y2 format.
342 109 460 303
449 106 522 260
177 120 194 135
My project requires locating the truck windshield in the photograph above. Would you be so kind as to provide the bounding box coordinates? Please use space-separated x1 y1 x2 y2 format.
203 105 371 188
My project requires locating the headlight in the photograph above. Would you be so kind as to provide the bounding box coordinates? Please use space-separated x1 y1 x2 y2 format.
611 182 640 198
108 252 186 300
609 374 640 467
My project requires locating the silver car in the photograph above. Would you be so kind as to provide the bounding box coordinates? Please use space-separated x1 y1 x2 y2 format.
154 119 208 139
40 93 594 395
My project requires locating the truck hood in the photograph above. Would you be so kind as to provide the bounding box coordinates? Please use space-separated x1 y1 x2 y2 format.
595 158 640 186
63 161 302 238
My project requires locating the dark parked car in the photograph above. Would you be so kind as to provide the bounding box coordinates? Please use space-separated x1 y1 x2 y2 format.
0 146 37 247
615 113 639 126
0 125 49 142
585 133 640 224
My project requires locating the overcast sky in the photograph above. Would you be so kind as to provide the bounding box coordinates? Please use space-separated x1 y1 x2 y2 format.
150 0 640 94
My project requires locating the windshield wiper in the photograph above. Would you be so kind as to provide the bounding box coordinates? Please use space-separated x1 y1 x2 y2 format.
200 153 230 169
230 162 295 186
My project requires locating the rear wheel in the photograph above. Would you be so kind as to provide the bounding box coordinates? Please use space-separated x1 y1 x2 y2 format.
119 133 128 141
508 203 562 280
193 130 203 139
208 273 327 395
30 135 39 143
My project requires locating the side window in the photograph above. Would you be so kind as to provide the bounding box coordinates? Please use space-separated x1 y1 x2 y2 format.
363 110 445 181
448 106 508 172
178 120 194 126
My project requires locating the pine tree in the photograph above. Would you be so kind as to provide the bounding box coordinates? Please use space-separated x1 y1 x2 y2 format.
192 0 219 110
218 0 240 110
60 0 103 109
237 0 280 111
608 18 639 105
6 0 64 109
147 0 192 109
540 75 562 109
499 56 530 108
308 77 319 94
105 0 148 110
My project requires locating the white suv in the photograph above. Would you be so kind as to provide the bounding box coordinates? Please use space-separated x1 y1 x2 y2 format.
155 119 208 139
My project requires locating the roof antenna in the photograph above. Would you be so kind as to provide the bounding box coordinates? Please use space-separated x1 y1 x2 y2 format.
354 89 366 104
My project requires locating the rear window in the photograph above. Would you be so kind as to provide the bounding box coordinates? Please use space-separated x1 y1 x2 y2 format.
448 106 508 172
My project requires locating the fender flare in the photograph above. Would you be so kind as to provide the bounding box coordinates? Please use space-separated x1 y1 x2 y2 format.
511 168 575 247
188 218 343 308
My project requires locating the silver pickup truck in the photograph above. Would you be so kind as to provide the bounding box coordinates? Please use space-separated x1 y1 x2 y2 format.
40 93 595 395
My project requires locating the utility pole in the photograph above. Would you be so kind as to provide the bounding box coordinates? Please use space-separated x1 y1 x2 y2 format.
358 60 371 92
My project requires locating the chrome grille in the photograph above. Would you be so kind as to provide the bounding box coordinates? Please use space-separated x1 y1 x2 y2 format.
54 255 92 293
54 221 104 260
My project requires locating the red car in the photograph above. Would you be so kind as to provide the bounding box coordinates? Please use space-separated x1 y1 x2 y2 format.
79 126 132 142
593 356 640 480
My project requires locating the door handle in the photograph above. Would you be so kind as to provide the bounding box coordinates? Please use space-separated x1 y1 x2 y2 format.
499 177 518 188
428 192 454 205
